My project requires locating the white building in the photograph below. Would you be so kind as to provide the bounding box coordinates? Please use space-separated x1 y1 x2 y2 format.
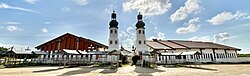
146 39 241 63
135 13 147 55
104 12 241 64
107 11 119 62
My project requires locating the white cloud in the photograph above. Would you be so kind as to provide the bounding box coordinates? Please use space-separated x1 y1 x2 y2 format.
188 36 213 42
0 22 21 25
24 0 39 4
214 32 231 42
42 28 48 33
126 26 135 36
189 32 232 43
170 0 200 22
243 16 250 19
176 24 199 34
149 32 165 40
119 26 137 50
0 42 34 51
6 26 22 31
44 22 51 25
188 17 199 24
176 17 200 34
61 7 70 12
0 3 40 14
122 0 172 16
73 0 88 6
207 11 247 25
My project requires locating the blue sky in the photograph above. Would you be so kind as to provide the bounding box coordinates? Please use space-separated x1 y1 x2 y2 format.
0 0 250 53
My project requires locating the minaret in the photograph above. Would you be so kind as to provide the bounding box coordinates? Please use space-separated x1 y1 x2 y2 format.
108 11 119 51
135 12 147 55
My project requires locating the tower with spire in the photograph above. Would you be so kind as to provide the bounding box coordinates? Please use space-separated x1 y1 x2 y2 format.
135 12 147 55
108 11 119 52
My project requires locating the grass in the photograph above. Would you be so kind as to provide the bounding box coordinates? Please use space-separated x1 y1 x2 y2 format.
238 54 250 57
0 65 5 69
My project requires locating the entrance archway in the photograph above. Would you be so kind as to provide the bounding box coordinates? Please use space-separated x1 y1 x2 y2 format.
132 55 140 65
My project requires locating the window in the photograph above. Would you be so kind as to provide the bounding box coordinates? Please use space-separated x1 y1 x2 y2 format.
110 40 112 44
115 40 118 45
191 55 193 59
115 30 117 34
158 55 161 61
110 30 113 33
176 55 181 59
144 40 146 44
216 53 219 58
139 30 141 34
139 40 141 45
143 30 145 34
183 55 186 59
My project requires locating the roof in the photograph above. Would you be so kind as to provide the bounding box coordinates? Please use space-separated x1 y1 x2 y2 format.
32 51 48 55
169 40 240 50
160 52 181 56
78 50 88 54
6 50 33 55
181 51 201 55
35 33 108 49
158 41 187 49
147 41 172 50
88 51 107 55
63 49 80 54
147 39 240 50
0 51 7 55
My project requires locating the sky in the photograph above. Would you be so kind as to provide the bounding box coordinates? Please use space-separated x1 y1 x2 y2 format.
0 0 250 53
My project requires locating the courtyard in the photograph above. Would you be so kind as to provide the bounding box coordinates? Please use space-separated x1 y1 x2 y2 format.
1 64 250 76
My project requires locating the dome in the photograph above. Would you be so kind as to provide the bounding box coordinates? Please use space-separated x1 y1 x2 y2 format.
109 20 118 28
136 21 145 28
136 12 145 28
109 11 118 28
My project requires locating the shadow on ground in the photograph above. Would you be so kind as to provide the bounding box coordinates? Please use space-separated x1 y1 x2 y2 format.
134 66 165 76
183 65 218 71
58 66 110 76
33 68 63 73
99 69 117 74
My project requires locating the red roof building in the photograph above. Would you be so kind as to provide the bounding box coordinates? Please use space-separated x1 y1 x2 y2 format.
36 33 108 53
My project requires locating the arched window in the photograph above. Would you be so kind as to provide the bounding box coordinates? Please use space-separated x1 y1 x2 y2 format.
110 30 113 33
115 40 118 45
139 40 141 45
110 40 112 45
139 30 141 34
115 30 117 34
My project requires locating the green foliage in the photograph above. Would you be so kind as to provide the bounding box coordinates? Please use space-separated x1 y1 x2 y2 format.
0 47 7 51
238 54 250 57
0 65 5 69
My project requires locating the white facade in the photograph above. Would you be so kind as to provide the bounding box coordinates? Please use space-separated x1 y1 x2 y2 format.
108 27 119 51
135 13 147 55
152 48 239 63
108 11 119 52
135 28 147 54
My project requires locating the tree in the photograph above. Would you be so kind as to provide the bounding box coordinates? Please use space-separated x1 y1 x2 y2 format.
0 47 7 51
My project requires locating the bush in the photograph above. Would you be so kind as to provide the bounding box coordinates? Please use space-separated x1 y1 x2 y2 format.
0 65 5 69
